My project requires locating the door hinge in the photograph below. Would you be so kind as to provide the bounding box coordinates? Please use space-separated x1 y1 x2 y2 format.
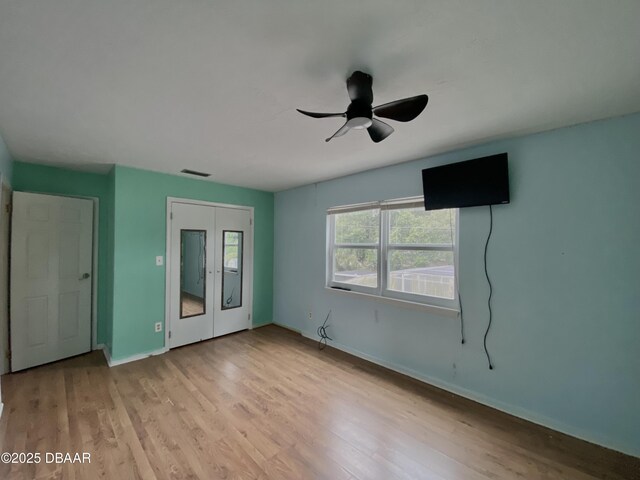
168 331 172 339
170 212 173 220
250 217 253 226
248 313 251 321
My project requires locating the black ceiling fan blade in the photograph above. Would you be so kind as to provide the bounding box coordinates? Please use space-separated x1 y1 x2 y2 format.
367 118 394 143
325 122 351 142
346 71 373 104
373 94 429 122
297 109 345 119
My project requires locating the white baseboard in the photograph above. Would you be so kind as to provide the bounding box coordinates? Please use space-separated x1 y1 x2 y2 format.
272 321 301 334
297 330 637 458
101 345 168 367
101 346 111 366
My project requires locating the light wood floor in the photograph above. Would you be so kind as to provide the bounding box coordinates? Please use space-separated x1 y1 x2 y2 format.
0 325 638 480
181 293 205 317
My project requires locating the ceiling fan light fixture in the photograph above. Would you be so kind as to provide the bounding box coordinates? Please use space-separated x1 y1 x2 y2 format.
347 117 373 130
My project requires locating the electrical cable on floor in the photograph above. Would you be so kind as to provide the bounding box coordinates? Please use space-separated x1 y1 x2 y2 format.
458 290 465 344
483 205 494 370
317 310 332 350
449 209 465 344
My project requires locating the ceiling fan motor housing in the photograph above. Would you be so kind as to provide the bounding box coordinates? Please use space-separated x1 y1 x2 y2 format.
346 101 373 129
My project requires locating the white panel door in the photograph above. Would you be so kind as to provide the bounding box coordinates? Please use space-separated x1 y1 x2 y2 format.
213 207 252 337
169 202 215 348
10 192 93 371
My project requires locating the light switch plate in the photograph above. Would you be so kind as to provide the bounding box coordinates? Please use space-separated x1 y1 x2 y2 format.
156 256 163 266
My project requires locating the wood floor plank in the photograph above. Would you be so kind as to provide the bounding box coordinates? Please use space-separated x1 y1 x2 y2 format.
0 325 638 480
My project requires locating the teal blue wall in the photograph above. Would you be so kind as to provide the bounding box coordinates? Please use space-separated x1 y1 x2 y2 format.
273 113 640 457
104 167 116 352
0 133 12 181
110 166 274 360
12 162 111 346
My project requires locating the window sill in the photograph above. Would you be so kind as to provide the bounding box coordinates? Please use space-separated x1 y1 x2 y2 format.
324 287 459 318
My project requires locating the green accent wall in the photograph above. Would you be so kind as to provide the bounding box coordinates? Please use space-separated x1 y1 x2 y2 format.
12 162 274 361
110 166 274 360
12 161 111 346
105 167 116 352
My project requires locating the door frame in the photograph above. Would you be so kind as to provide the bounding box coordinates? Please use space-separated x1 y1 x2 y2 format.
0 173 10 375
164 197 254 350
10 191 100 353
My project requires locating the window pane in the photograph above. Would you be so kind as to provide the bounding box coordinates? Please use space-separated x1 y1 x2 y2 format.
333 247 378 287
335 209 380 244
224 231 240 269
388 250 454 299
389 208 454 245
222 230 243 310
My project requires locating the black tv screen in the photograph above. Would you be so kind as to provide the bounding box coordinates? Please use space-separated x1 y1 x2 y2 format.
422 153 510 210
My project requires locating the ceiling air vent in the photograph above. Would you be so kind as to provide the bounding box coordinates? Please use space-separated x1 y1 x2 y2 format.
181 169 211 178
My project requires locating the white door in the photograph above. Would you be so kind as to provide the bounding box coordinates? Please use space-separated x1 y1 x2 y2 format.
213 207 252 337
169 202 215 348
10 192 93 371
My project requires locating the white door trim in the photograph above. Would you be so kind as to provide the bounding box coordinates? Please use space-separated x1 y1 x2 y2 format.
165 197 254 349
0 174 10 376
13 191 100 351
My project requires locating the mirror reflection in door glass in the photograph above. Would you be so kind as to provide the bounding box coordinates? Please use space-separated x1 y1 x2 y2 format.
180 230 206 318
222 230 243 310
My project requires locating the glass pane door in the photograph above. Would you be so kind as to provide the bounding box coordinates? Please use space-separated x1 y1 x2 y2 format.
221 230 243 310
180 229 206 318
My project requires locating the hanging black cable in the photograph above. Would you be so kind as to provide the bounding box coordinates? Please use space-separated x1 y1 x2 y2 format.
317 310 332 350
458 291 465 344
449 209 465 344
483 205 494 370
225 287 235 307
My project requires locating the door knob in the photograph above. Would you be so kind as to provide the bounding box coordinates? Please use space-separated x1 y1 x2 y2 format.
80 272 90 280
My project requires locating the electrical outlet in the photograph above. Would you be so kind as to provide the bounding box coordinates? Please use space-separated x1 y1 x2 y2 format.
156 256 163 266
155 322 162 333
308 312 312 320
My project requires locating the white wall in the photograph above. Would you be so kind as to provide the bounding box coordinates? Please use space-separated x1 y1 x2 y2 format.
273 113 640 457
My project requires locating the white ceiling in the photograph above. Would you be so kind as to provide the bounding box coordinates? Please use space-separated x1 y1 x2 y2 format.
0 0 639 192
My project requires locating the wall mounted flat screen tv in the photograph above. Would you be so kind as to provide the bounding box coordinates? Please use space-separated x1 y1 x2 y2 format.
422 153 510 211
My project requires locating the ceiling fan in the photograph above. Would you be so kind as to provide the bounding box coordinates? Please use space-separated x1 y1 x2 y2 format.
297 71 429 143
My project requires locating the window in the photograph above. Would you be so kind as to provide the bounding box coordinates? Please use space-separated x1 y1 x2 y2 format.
327 198 458 309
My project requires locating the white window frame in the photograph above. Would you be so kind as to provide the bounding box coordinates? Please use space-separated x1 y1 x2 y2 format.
326 198 459 310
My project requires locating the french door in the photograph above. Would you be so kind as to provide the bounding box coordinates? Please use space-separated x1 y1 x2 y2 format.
168 203 215 348
168 200 252 349
213 207 251 337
